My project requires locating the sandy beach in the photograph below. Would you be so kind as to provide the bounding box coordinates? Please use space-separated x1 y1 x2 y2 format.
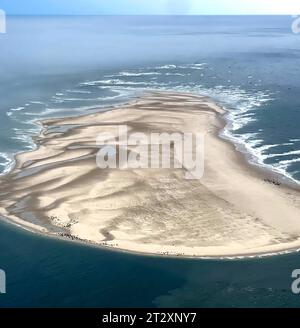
0 91 300 258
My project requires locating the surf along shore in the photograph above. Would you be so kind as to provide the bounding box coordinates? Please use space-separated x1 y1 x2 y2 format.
0 91 300 258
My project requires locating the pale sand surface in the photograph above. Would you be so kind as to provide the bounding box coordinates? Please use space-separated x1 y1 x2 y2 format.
0 92 300 258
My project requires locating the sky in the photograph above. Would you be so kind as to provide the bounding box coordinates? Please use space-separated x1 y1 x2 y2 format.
1 0 300 15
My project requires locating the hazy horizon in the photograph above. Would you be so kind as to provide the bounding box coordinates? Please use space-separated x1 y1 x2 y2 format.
1 0 300 15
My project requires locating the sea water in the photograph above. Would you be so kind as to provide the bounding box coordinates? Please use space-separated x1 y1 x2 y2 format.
0 15 300 307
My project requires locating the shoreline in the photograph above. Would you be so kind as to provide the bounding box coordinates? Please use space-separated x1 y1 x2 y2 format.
2 211 300 261
0 91 300 259
219 120 300 192
218 116 300 194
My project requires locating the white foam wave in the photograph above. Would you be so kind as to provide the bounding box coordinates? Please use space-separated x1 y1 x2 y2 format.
66 89 92 94
165 73 187 76
10 107 25 112
30 101 45 105
23 105 105 117
0 152 15 175
265 150 300 158
12 134 35 149
153 63 206 70
154 64 177 69
188 64 205 70
178 63 207 70
222 129 300 184
276 158 300 170
112 72 162 77
80 79 170 88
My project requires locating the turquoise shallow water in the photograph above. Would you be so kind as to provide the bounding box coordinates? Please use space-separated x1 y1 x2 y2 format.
0 16 300 307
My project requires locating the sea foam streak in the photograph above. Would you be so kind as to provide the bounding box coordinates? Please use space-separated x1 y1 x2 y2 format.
0 153 15 175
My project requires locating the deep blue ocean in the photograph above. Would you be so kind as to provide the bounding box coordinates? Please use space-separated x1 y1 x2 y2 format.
0 16 300 307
